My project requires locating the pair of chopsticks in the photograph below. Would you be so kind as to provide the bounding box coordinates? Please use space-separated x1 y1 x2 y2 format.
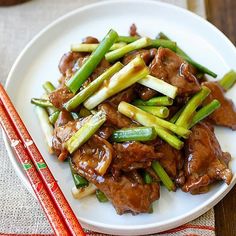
0 84 86 236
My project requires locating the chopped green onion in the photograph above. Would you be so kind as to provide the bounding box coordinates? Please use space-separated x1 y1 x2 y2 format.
117 35 139 43
66 29 118 94
35 106 54 154
65 111 106 154
169 107 185 123
43 81 56 94
152 161 175 191
69 158 89 188
71 42 126 52
79 107 91 117
190 99 221 128
133 96 173 106
49 110 60 124
31 98 54 108
175 86 211 128
118 102 190 139
111 127 157 142
143 171 152 184
151 39 176 51
218 70 236 91
64 62 123 111
136 106 169 118
105 37 152 62
96 189 109 202
138 75 178 99
84 56 149 110
118 102 184 149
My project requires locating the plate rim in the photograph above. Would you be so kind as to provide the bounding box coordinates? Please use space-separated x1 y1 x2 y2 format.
3 0 236 234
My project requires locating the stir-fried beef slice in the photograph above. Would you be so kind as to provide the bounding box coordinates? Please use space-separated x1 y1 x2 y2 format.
150 48 201 96
54 110 73 128
52 117 90 156
182 122 232 194
112 141 163 172
49 87 74 109
99 102 133 128
202 81 236 130
98 175 159 215
135 83 158 101
72 135 113 176
58 51 86 76
129 23 139 37
96 125 115 140
126 170 144 184
82 36 99 44
122 49 157 66
156 141 184 179
109 86 136 106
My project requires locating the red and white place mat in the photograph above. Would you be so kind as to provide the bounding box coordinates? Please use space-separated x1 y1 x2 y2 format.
0 0 215 235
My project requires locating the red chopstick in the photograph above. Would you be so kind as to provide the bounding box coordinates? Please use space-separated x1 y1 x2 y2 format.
0 84 85 236
0 104 69 235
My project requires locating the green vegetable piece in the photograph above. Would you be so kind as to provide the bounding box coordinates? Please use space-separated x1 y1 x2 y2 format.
49 110 60 124
69 158 88 188
152 161 175 191
96 189 109 202
136 106 169 118
84 56 149 110
65 111 106 154
66 29 118 94
143 171 152 184
71 42 126 52
138 75 177 99
219 70 236 91
105 37 152 62
64 62 123 111
118 102 184 150
175 86 211 128
133 96 173 106
43 81 56 94
31 98 54 108
111 127 157 142
190 99 221 128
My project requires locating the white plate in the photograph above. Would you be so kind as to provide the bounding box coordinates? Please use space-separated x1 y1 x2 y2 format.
3 0 236 235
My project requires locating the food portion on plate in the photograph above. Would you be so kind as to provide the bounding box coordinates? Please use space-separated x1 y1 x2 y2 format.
31 24 236 215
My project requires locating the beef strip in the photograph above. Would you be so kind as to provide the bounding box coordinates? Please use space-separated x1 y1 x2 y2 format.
202 81 236 130
82 36 99 44
129 23 139 37
155 141 184 179
97 175 159 215
54 110 73 128
72 135 113 176
109 86 136 106
150 48 201 96
122 49 157 65
182 122 232 194
112 141 163 172
96 125 115 140
73 149 159 215
99 102 133 128
135 83 158 101
58 51 86 76
49 87 74 109
126 170 144 184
